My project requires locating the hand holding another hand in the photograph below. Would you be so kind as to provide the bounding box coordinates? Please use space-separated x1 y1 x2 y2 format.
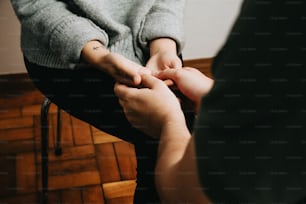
146 51 182 76
158 67 214 113
146 38 182 76
98 52 151 86
114 66 214 139
114 74 185 139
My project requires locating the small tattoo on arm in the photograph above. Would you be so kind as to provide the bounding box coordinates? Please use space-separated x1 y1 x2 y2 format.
93 46 103 50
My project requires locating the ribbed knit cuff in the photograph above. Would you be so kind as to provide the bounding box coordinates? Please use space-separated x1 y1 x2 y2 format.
138 14 185 54
50 16 109 64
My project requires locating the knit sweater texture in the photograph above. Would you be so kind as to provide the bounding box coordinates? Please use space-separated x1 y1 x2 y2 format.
11 0 185 69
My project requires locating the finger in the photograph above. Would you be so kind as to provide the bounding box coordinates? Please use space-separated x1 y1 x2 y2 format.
124 69 142 86
157 68 179 81
133 67 153 84
114 83 134 101
140 74 163 89
114 83 125 97
132 75 142 86
116 76 139 87
163 79 174 87
118 64 145 86
117 98 126 108
165 79 179 93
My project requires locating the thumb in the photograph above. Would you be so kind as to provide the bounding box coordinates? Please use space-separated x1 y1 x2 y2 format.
157 68 177 81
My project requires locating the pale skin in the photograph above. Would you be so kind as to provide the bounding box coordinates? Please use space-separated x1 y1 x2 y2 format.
147 38 183 76
81 38 181 86
81 38 186 202
158 68 213 112
114 68 214 203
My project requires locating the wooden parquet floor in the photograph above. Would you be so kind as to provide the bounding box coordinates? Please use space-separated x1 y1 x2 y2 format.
0 88 137 203
0 58 212 204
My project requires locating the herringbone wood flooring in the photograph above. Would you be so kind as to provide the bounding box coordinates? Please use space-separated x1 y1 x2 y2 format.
0 87 137 204
0 58 212 204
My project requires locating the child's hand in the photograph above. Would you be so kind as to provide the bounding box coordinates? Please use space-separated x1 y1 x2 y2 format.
81 40 150 86
146 38 182 76
146 51 182 76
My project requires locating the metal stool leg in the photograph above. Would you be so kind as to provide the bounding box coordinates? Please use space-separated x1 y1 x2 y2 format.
40 98 63 204
54 106 62 156
40 98 51 204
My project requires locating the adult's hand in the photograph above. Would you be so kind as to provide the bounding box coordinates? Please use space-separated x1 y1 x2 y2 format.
158 67 214 112
114 74 185 139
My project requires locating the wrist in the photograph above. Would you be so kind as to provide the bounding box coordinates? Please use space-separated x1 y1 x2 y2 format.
162 111 187 136
149 38 178 56
158 114 191 156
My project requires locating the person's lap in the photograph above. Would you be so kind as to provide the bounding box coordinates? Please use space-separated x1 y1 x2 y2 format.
25 57 196 203
24 58 161 203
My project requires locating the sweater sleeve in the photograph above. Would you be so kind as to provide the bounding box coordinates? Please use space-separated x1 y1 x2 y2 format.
138 0 186 54
11 0 108 64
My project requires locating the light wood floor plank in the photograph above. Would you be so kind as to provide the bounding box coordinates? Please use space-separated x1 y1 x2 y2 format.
0 127 33 141
71 116 92 146
16 152 36 194
37 145 96 163
45 171 101 191
103 180 136 200
0 156 16 197
0 108 21 119
51 113 73 148
61 188 83 204
0 116 33 130
82 185 105 204
0 86 139 203
114 142 137 180
95 143 121 183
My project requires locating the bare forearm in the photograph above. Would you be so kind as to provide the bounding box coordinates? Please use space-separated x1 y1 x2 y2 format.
155 118 191 203
155 116 210 203
81 40 147 86
149 38 178 56
81 40 110 68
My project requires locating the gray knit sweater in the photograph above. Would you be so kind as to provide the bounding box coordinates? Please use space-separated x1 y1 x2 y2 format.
11 0 185 69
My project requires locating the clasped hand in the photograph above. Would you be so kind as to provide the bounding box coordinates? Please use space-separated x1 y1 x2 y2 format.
114 67 214 139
